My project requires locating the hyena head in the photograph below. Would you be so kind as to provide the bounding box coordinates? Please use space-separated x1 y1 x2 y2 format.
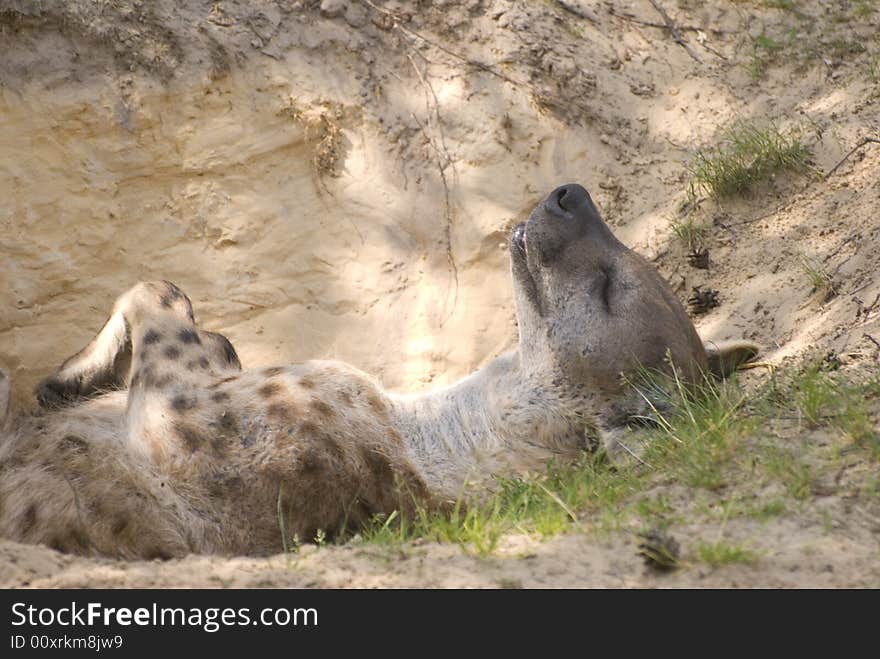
508 183 708 398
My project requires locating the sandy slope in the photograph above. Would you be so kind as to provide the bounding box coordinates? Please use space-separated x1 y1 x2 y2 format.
1 0 878 587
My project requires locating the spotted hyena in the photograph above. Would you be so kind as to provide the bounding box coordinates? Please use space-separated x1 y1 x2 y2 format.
0 184 756 559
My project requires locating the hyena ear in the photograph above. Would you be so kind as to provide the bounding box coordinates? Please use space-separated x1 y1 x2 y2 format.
0 369 11 428
704 340 760 379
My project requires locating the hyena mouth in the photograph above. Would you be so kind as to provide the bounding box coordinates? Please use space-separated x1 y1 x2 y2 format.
512 223 526 254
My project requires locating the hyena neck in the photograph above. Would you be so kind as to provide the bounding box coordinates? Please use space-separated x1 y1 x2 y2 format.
389 351 582 500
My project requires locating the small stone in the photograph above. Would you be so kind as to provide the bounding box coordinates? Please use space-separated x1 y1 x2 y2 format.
344 4 368 27
320 0 347 19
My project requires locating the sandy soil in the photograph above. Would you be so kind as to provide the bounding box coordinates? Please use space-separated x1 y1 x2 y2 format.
1 0 878 587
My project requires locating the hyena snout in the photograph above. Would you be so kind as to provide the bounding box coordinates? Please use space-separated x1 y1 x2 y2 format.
544 183 591 217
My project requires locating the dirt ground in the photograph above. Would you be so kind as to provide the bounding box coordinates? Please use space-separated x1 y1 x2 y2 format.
1 0 878 588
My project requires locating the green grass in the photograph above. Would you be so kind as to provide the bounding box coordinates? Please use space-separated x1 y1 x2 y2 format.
668 215 708 251
761 0 799 9
838 394 880 457
731 0 801 11
758 360 880 460
687 120 813 198
745 33 786 79
791 361 839 427
853 0 877 18
746 498 787 520
350 359 878 559
639 369 752 491
869 55 880 84
696 540 759 566
800 254 837 303
634 494 675 521
829 39 866 60
762 448 815 499
360 456 641 554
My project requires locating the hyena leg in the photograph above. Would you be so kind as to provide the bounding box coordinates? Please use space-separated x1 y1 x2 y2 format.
36 281 241 408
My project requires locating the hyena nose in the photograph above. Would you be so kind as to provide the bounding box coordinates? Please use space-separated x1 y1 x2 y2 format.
545 183 590 216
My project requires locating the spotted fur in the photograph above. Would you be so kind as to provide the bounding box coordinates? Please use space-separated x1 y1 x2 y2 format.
0 186 757 559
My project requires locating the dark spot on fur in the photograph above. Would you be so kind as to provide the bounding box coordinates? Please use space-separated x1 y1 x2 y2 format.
206 476 224 497
20 504 38 535
263 366 284 377
178 328 201 345
143 329 162 345
210 435 228 457
267 402 294 423
185 356 211 371
151 374 174 388
338 390 353 405
361 446 395 483
309 398 334 418
158 282 194 321
60 435 89 454
317 429 343 457
171 394 198 412
211 390 230 402
174 423 206 452
160 285 182 308
299 419 321 438
111 516 130 537
298 447 324 475
216 411 238 433
49 528 90 553
299 375 316 389
164 345 181 360
258 382 282 398
295 422 344 461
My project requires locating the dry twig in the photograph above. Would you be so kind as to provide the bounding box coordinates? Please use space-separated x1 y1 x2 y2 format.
357 0 524 88
824 137 880 180
554 0 598 23
648 0 702 63
406 53 460 322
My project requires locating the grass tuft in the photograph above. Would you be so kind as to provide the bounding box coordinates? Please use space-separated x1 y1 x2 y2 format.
359 456 640 554
637 367 751 491
745 33 786 79
762 448 815 499
696 540 759 566
668 215 708 251
687 121 812 198
800 254 837 303
791 361 840 427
